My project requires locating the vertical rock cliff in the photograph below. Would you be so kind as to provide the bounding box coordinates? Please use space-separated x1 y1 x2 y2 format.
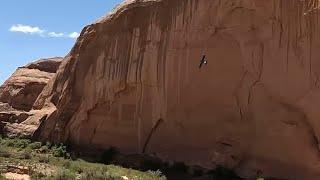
34 0 320 179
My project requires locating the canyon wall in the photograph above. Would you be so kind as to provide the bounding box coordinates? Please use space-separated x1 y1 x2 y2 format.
35 0 320 179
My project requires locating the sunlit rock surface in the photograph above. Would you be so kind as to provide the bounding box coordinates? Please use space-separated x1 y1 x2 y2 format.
34 0 320 179
0 57 62 138
0 57 62 111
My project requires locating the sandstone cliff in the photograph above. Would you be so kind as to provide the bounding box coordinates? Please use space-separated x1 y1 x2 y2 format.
0 57 62 111
33 0 320 179
0 57 62 137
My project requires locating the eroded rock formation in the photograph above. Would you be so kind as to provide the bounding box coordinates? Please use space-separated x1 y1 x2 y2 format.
33 0 320 179
0 57 62 111
0 57 62 138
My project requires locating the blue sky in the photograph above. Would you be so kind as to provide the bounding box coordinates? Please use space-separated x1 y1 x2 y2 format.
0 0 123 84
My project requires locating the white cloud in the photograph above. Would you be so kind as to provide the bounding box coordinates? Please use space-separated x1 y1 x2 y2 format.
68 32 80 39
48 32 64 37
9 24 44 34
10 24 79 40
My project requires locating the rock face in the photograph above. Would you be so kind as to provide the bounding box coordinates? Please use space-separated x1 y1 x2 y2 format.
0 58 62 138
24 57 62 73
0 57 62 111
34 0 320 179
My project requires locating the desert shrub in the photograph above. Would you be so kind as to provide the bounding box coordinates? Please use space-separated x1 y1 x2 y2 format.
28 142 42 149
30 171 48 180
37 145 50 154
147 169 163 177
38 155 50 163
4 139 14 147
65 152 71 159
0 138 31 149
62 161 71 169
70 151 78 161
0 174 6 180
14 139 31 149
69 161 84 174
100 147 118 164
55 169 76 180
79 169 116 180
44 141 52 149
0 148 11 158
18 149 32 159
52 144 67 158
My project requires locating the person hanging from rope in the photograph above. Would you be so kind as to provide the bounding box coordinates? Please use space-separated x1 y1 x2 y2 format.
199 38 209 69
199 55 208 69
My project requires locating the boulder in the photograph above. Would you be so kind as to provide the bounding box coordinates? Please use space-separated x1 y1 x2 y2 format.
1 108 53 139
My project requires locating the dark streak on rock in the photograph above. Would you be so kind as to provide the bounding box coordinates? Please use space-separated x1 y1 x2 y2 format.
142 118 164 153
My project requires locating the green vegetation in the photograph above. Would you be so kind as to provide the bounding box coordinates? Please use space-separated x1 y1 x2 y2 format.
0 137 166 180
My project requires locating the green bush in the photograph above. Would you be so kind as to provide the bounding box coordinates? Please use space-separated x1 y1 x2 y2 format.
28 142 42 149
5 139 14 147
52 144 67 158
1 138 31 149
65 152 71 159
45 141 52 149
14 139 31 149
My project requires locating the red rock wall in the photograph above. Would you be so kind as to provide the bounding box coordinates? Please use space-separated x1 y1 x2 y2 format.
36 0 320 179
0 58 62 111
0 58 62 138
